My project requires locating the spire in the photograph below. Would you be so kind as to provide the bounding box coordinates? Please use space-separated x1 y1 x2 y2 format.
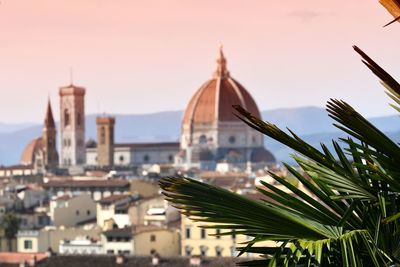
69 67 74 86
44 98 56 128
213 44 230 78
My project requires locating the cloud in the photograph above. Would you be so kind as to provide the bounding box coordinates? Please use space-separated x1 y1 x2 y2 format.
288 10 321 22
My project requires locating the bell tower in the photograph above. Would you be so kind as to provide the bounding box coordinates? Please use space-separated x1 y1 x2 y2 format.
59 84 86 167
42 99 59 170
96 116 115 167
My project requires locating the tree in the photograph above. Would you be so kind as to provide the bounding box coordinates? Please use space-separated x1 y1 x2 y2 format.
1 212 20 252
159 47 400 267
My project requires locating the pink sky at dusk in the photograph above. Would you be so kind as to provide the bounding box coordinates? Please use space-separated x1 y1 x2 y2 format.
0 0 399 123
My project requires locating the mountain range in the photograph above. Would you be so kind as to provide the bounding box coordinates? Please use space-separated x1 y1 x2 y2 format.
0 106 399 165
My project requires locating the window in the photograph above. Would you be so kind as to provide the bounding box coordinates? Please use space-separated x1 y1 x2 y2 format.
168 154 174 163
64 109 70 127
107 249 114 255
185 226 191 239
199 135 207 144
100 127 106 145
232 230 236 240
150 234 156 242
87 210 91 216
201 229 206 239
216 229 221 239
119 155 124 163
215 246 223 257
143 155 150 163
77 113 82 126
110 127 114 142
230 246 237 257
228 136 236 144
24 240 32 250
185 246 192 257
200 245 208 256
76 210 80 216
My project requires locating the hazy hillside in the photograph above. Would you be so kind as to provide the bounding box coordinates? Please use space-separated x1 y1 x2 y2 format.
1 107 399 165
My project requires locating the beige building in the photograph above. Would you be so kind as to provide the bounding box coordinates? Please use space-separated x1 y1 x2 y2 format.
49 194 96 227
42 179 131 201
129 194 179 227
133 225 180 257
17 226 101 253
181 215 275 258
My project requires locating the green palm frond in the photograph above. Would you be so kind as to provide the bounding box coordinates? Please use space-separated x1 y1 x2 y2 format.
160 46 400 266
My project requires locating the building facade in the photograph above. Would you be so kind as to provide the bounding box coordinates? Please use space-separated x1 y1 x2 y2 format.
49 194 97 227
86 142 179 167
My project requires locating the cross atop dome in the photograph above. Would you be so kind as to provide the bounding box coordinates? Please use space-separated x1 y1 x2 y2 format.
213 44 230 78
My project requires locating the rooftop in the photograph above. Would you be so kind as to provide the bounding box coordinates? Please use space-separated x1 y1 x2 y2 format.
43 179 130 188
33 255 239 267
0 252 48 264
114 142 179 149
98 194 132 205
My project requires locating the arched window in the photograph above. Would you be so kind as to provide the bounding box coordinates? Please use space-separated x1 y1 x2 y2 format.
150 234 156 242
100 127 106 145
77 113 82 126
199 135 207 144
64 109 70 127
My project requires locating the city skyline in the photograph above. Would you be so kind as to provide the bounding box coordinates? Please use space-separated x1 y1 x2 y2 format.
1 0 400 124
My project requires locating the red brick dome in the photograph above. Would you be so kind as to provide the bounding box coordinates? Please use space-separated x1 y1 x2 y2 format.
20 137 43 165
182 47 261 126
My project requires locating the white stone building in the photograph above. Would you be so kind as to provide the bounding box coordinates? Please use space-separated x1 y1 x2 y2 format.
101 227 134 255
86 142 179 167
59 236 102 255
96 194 137 229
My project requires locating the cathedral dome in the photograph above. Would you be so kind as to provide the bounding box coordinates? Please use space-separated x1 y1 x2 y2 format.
20 137 43 165
182 47 261 126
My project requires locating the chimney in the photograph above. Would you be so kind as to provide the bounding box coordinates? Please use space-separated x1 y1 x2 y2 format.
151 253 160 266
115 254 126 264
29 255 37 266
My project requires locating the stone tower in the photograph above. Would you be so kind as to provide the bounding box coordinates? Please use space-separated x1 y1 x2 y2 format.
96 116 115 167
42 99 59 170
59 84 86 167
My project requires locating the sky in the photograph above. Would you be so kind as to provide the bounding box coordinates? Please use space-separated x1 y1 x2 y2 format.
0 0 400 123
